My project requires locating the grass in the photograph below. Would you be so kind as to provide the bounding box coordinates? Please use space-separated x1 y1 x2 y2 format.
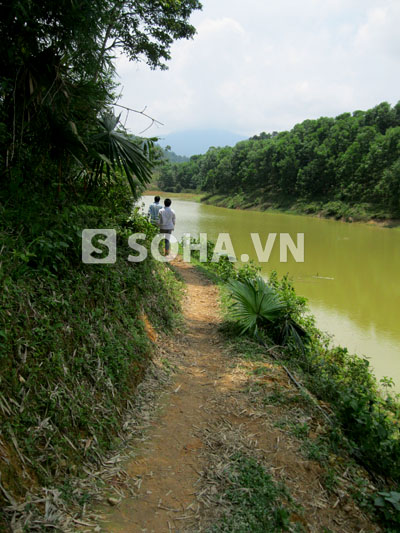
0 193 184 528
208 453 304 533
221 329 400 531
199 192 400 226
144 188 205 203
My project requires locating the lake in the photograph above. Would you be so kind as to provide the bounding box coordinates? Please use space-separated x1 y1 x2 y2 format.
139 196 400 390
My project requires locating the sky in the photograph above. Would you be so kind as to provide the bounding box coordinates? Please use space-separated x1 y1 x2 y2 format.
114 0 400 141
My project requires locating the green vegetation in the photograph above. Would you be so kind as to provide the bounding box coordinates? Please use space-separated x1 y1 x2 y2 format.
0 1 202 529
0 187 183 527
163 146 190 163
209 453 304 532
190 240 400 531
0 0 201 196
157 102 400 220
227 277 285 335
228 277 309 354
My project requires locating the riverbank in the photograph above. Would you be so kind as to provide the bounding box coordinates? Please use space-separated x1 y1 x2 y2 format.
145 189 400 228
140 193 400 391
2 224 399 529
145 189 205 203
97 257 396 531
189 253 400 530
202 193 400 228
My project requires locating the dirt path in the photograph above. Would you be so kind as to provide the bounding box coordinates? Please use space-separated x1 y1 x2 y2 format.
102 258 224 532
101 259 380 533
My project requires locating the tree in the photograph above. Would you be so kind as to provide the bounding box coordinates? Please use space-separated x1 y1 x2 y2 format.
156 101 400 217
0 0 202 192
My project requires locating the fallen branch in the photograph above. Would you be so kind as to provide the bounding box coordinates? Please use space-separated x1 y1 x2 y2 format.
258 339 333 424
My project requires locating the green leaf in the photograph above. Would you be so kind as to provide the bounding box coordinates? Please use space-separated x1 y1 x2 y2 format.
227 277 285 336
89 113 154 194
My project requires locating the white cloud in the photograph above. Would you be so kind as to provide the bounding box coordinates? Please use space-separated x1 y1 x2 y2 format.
115 0 400 139
355 3 400 57
198 17 245 36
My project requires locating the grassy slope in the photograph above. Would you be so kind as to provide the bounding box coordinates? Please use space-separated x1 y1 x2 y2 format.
200 191 400 226
0 194 183 530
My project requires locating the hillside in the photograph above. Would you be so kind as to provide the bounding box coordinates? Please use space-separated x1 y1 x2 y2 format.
157 102 400 221
158 129 247 157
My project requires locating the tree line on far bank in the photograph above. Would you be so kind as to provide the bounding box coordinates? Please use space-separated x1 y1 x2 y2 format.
157 102 400 217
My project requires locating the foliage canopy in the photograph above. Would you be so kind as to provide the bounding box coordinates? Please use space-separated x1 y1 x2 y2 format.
158 102 400 216
0 0 202 195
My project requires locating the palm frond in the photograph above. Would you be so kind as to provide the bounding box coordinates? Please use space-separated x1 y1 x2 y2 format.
278 318 309 354
227 277 285 336
90 113 154 194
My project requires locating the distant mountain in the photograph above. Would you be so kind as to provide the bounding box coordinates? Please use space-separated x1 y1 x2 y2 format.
163 149 189 163
159 129 247 157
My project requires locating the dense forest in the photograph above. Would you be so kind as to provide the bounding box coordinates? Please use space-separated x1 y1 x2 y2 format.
158 102 400 218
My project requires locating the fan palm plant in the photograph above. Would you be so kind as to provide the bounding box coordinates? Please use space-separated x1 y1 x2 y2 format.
88 113 154 195
227 276 309 353
276 315 309 355
227 277 285 336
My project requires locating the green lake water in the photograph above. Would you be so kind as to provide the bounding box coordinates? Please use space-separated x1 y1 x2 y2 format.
140 196 400 390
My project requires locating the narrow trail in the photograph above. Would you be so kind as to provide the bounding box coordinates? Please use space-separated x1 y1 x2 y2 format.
102 259 379 533
102 258 225 532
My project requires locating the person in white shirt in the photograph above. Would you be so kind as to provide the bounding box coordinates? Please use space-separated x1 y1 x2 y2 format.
157 198 176 255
